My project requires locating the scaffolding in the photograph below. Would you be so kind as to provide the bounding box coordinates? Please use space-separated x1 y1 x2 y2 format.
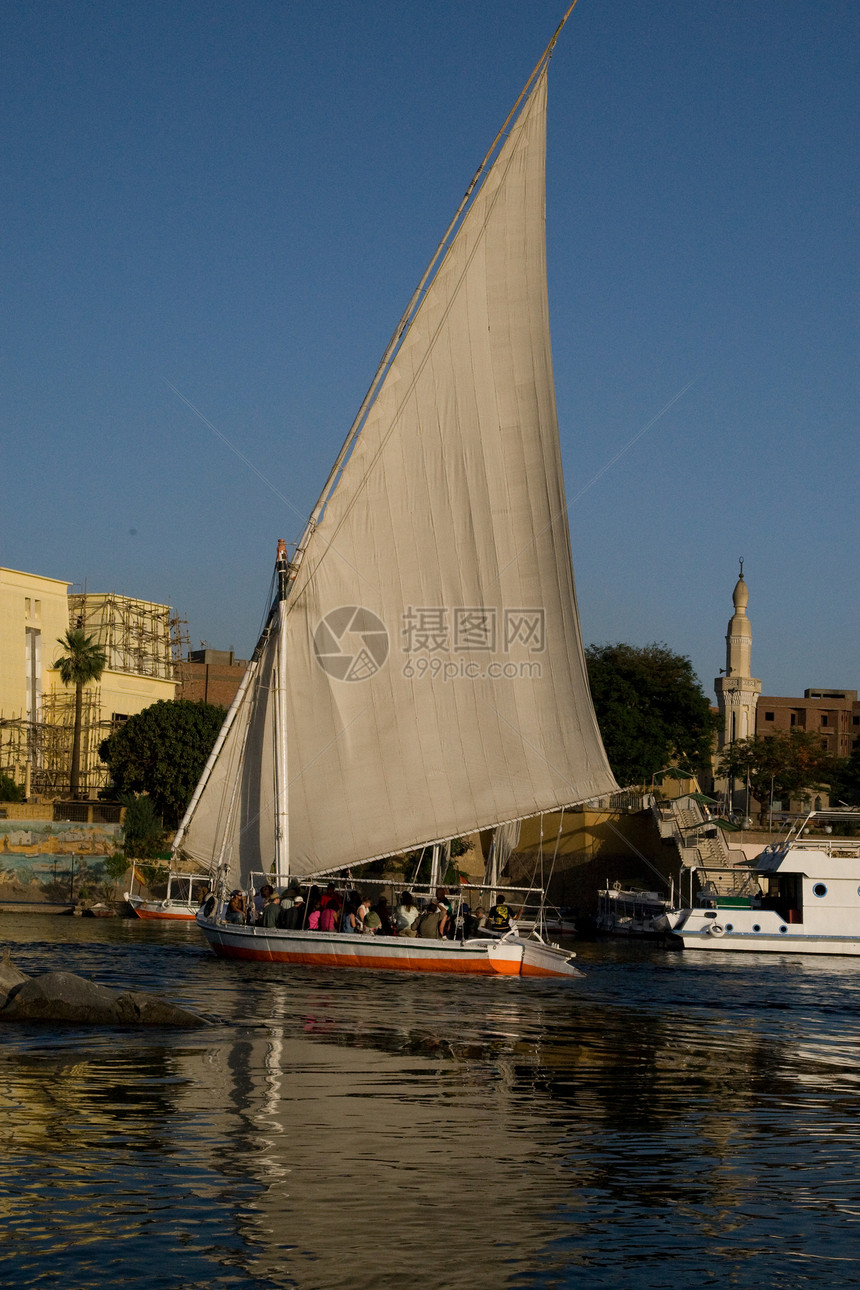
68 591 189 681
0 691 115 798
1 714 70 797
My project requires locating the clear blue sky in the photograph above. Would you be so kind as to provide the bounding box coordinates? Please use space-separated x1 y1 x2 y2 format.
4 0 857 700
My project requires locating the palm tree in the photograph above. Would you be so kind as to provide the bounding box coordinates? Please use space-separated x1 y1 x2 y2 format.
55 628 108 799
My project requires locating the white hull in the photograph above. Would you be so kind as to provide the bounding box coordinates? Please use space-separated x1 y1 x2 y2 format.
125 894 198 922
195 913 582 978
674 925 860 956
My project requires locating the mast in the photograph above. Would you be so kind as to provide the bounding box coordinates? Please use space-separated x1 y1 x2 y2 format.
274 539 290 876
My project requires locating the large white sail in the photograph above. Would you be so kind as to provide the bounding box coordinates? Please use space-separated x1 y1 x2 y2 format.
181 62 617 885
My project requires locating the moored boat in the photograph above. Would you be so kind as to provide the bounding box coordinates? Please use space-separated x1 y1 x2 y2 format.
596 884 673 936
125 868 212 922
659 811 860 955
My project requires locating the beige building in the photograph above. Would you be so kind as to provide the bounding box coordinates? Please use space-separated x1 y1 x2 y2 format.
756 688 860 759
0 567 186 799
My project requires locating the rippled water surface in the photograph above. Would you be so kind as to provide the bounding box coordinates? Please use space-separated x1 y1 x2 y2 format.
1 917 860 1288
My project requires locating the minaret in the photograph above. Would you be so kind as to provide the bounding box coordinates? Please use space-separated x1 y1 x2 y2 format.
714 558 761 749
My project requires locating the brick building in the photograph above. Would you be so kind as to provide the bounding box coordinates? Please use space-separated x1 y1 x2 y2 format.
178 649 247 708
756 688 860 758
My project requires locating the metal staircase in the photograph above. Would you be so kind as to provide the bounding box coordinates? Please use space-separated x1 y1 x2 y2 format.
652 791 756 899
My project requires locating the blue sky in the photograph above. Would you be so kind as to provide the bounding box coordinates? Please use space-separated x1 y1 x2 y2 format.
3 0 857 700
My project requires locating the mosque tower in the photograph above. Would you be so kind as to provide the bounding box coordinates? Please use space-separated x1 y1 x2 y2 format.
714 559 762 750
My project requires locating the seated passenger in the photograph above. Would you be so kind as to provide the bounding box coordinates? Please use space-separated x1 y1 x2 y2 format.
363 906 382 934
355 894 372 933
261 894 281 927
416 900 443 939
488 897 512 932
318 903 338 932
279 895 305 929
276 887 297 927
394 892 420 937
254 884 274 922
375 897 394 935
340 893 360 934
306 899 322 930
320 882 343 913
225 890 246 924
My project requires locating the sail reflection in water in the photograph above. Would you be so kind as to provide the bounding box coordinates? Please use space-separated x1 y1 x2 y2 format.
1 923 860 1288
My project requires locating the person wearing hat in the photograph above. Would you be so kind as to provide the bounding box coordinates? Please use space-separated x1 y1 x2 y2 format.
278 893 305 930
275 881 300 927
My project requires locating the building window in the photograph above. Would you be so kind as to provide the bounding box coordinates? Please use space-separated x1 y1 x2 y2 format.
790 713 796 726
764 711 774 721
111 713 130 727
853 716 859 727
821 715 829 727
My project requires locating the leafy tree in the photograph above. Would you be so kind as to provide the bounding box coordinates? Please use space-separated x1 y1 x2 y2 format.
55 628 108 798
120 793 166 859
0 773 24 803
103 851 131 894
99 699 226 828
585 642 718 788
716 730 836 818
831 748 860 808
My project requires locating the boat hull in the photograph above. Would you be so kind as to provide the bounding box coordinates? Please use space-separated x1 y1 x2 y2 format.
668 903 860 955
195 915 581 977
126 896 197 922
674 927 860 955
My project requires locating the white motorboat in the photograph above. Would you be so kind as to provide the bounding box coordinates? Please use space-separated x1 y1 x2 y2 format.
660 812 860 955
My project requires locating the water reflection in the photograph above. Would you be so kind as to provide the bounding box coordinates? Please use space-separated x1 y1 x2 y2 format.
1 920 860 1287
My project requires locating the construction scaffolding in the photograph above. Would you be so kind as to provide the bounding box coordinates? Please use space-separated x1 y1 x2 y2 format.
0 690 114 798
0 714 70 797
69 591 189 681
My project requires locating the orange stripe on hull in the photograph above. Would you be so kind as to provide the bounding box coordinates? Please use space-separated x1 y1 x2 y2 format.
131 908 196 921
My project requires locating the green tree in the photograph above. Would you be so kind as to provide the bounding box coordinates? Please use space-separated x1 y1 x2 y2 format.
99 699 226 828
716 730 836 819
585 642 718 788
0 773 24 803
55 628 108 798
830 748 860 808
120 793 167 859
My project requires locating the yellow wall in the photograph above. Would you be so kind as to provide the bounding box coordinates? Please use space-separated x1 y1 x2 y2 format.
506 807 675 912
0 567 70 719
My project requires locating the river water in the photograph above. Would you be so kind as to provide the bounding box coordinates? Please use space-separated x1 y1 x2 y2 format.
1 917 859 1289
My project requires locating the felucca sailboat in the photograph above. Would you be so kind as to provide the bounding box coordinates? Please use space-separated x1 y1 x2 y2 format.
185 6 617 978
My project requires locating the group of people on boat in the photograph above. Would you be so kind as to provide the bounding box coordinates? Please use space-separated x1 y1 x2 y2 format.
221 881 516 939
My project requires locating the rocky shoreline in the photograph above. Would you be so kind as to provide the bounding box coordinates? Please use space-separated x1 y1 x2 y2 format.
0 949 210 1027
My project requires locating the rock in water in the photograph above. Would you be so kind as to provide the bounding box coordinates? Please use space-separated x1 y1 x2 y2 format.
0 967 209 1028
114 991 209 1027
0 949 29 1009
